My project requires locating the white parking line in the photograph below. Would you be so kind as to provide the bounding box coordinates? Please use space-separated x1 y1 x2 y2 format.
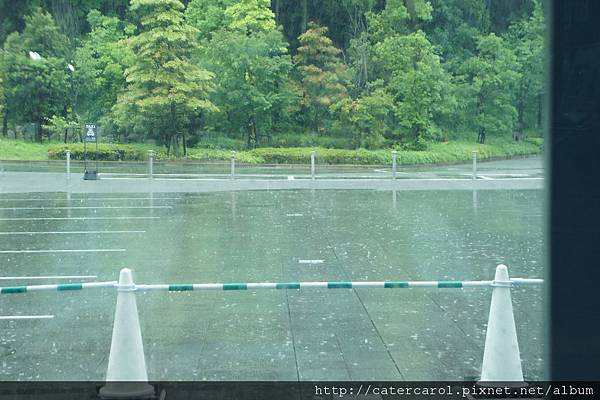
0 230 146 235
0 249 126 254
0 217 160 221
0 197 181 201
0 206 172 210
0 275 97 280
298 259 324 264
0 315 54 320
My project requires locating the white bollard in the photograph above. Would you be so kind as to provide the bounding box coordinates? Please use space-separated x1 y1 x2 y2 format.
99 268 154 399
230 151 236 180
391 150 397 180
147 151 153 180
66 150 71 182
472 150 478 180
479 264 524 383
310 151 315 180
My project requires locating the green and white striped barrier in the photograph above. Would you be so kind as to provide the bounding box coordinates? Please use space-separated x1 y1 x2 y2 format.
0 266 543 399
136 278 542 291
0 281 116 294
0 278 542 294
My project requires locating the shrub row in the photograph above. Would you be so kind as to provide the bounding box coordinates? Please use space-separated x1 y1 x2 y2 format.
44 138 542 165
47 143 157 161
268 133 354 149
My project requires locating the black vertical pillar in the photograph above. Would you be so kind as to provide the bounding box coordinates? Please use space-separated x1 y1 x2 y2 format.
550 0 600 380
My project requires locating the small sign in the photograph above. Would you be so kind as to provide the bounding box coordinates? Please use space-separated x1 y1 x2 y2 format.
84 123 97 142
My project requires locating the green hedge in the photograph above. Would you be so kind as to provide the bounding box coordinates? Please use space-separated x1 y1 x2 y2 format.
186 149 263 164
268 133 354 149
47 143 159 161
36 138 542 166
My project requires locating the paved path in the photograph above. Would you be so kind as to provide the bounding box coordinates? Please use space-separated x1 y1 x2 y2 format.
0 157 543 194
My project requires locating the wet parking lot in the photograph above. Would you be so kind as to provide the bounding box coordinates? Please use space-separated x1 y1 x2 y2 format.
0 184 544 381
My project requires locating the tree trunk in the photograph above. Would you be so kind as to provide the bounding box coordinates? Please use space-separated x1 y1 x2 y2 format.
170 103 179 157
301 0 308 33
247 116 257 149
274 0 280 24
2 115 7 137
172 135 180 158
64 128 68 143
515 105 524 141
182 132 187 156
35 121 43 143
403 0 418 31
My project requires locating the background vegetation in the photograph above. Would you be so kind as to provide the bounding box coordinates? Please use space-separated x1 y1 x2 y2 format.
0 0 545 159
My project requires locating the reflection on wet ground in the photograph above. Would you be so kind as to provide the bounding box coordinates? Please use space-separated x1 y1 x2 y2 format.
0 189 543 381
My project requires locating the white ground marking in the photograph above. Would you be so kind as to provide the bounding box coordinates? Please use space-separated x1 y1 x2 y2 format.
0 249 126 254
0 315 54 320
0 216 160 221
477 175 494 180
0 275 97 280
286 213 303 217
0 230 146 235
287 176 295 180
0 197 181 201
298 259 324 264
0 206 172 210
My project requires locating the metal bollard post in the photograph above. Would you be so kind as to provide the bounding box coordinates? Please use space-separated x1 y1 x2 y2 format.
310 151 315 180
391 150 397 180
230 151 236 180
66 150 71 182
472 150 478 180
147 150 154 180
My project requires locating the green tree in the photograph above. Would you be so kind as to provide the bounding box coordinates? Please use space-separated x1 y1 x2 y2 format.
294 23 348 134
424 0 490 71
372 30 453 143
331 85 395 149
115 0 217 156
507 0 545 140
191 0 297 148
1 7 70 142
186 0 237 41
458 33 520 143
74 10 134 140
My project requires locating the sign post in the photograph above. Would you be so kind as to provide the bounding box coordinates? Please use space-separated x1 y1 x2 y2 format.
83 123 99 180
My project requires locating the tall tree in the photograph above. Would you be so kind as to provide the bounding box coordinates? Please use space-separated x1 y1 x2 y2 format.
189 0 296 148
74 10 134 140
294 22 348 134
1 7 70 142
507 0 545 140
458 33 520 143
372 30 453 144
115 0 217 156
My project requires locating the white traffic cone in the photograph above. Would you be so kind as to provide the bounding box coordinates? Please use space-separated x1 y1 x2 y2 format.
99 268 154 399
479 264 524 384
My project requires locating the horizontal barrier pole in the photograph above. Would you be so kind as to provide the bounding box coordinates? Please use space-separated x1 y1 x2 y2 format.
0 281 117 294
0 279 543 295
136 278 543 291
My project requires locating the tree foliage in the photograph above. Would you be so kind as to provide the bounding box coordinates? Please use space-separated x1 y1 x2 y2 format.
1 8 70 142
0 0 546 149
115 0 217 156
295 23 348 134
